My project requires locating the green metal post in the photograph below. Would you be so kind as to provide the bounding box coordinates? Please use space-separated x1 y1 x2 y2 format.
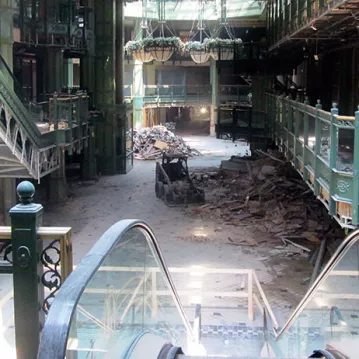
272 96 277 141
352 106 359 226
68 99 73 155
132 20 144 129
53 93 59 130
82 123 97 180
282 101 289 159
329 103 338 216
10 181 44 359
284 0 288 35
279 0 283 38
303 97 309 181
307 0 311 19
314 100 322 196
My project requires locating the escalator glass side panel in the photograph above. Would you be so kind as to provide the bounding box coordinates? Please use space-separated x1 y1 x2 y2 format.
275 230 359 358
37 220 193 359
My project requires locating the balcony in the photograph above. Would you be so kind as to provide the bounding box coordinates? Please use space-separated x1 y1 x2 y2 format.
124 85 251 107
267 93 359 228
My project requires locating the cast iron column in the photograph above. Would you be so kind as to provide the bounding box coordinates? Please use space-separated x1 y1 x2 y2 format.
210 58 219 136
116 0 124 104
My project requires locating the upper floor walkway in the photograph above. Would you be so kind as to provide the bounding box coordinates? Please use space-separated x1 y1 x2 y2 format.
124 84 251 107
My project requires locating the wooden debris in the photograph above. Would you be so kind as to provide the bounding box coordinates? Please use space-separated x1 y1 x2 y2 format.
133 126 201 160
187 150 345 247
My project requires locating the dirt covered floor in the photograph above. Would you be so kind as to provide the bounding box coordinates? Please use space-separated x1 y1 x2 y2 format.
40 136 345 325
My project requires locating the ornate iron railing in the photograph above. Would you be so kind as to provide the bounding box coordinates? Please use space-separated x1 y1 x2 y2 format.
0 226 73 313
267 93 359 228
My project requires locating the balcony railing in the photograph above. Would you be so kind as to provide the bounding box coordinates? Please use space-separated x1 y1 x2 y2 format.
267 93 359 228
124 84 251 106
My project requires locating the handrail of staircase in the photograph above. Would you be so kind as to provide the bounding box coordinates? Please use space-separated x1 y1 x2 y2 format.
276 228 359 339
37 219 195 359
0 55 49 147
0 53 46 112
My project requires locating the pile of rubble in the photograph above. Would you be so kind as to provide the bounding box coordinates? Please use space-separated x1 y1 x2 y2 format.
133 126 201 160
188 150 344 247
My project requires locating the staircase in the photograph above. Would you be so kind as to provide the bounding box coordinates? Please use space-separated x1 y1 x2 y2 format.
0 54 89 180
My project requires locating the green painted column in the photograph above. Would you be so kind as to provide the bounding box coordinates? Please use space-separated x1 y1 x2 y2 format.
48 148 68 203
133 21 144 129
352 107 359 226
0 0 13 71
94 0 116 174
0 0 16 225
329 103 338 216
45 48 64 93
82 124 97 180
303 97 309 181
210 58 218 137
314 100 322 196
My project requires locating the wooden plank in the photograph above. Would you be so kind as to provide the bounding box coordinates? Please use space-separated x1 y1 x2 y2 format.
335 115 355 121
253 293 264 316
336 201 352 218
84 288 249 297
154 140 169 150
253 271 279 329
248 271 254 321
0 226 72 240
97 266 254 274
329 270 359 276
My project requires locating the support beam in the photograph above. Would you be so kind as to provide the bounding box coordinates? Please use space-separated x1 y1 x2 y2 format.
48 149 68 203
133 21 144 129
210 59 218 137
116 0 124 105
45 49 64 93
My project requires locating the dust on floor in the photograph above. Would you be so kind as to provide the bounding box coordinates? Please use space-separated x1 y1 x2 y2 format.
44 137 318 325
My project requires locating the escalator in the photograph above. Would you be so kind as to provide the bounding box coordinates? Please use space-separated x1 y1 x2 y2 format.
37 220 359 358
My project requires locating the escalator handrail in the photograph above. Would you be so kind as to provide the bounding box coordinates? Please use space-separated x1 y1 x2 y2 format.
37 219 195 359
276 228 359 340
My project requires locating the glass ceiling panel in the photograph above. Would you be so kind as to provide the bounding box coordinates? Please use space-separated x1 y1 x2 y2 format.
124 0 266 21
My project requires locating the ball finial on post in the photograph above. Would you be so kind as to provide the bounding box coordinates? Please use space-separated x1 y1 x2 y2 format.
17 181 35 205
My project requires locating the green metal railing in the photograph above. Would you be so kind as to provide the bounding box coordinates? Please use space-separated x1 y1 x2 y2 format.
50 93 89 154
143 85 212 104
267 93 359 228
123 84 251 105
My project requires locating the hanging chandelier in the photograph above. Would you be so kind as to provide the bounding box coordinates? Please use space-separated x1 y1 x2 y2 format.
183 0 211 64
206 0 243 61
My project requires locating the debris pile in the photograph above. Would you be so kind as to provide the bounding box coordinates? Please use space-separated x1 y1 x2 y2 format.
133 126 201 160
188 150 344 247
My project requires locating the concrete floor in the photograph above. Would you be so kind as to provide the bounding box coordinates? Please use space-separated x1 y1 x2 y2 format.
0 135 314 357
